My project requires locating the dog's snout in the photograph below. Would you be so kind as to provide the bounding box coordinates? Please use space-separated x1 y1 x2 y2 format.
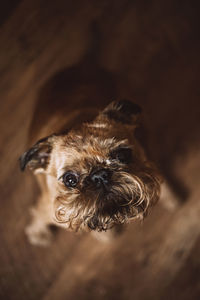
90 168 111 188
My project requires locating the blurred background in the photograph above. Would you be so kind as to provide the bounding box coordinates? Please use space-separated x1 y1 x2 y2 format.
0 1 200 299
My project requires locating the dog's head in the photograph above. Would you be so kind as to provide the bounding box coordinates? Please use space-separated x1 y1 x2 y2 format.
20 100 161 231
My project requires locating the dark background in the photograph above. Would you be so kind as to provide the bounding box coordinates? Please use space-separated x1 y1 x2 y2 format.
0 1 200 299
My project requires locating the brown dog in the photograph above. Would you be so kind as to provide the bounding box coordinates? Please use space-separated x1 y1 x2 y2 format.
20 63 162 246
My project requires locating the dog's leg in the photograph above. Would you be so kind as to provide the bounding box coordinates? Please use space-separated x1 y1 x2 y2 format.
159 181 180 211
25 193 54 246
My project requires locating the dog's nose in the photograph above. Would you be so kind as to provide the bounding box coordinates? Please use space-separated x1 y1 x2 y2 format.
90 168 111 188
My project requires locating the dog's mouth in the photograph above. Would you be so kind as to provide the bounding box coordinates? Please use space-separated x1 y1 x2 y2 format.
54 188 143 231
84 202 142 231
83 189 143 231
82 169 160 231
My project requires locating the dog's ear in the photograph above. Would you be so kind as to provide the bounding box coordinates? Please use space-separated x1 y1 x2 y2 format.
102 99 142 125
19 135 56 173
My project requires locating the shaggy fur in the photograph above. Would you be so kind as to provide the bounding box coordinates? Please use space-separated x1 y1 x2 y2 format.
20 99 161 245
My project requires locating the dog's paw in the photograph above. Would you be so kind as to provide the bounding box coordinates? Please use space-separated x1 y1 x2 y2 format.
25 223 53 247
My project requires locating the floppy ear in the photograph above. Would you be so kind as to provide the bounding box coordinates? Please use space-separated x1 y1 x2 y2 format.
19 135 55 173
102 99 142 125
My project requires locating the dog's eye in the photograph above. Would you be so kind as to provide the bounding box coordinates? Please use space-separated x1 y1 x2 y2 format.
62 172 79 188
110 147 132 164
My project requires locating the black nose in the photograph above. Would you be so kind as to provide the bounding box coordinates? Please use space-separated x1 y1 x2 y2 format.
90 169 111 188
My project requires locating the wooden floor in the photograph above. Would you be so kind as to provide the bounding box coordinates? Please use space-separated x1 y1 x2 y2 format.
1 1 200 299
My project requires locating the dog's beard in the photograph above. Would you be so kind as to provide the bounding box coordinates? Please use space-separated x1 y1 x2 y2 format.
54 167 160 232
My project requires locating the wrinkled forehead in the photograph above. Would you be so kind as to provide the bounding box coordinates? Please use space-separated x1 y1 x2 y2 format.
72 135 117 152
56 134 127 157
51 134 127 175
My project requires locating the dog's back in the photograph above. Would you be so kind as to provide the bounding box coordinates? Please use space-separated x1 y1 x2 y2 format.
28 63 117 146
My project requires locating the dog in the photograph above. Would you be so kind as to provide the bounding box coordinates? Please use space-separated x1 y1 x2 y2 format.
20 67 162 245
19 19 167 245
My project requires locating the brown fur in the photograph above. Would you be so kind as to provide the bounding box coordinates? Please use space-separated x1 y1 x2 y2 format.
20 69 161 246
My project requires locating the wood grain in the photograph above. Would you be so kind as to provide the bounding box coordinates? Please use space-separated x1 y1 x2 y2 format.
0 1 200 299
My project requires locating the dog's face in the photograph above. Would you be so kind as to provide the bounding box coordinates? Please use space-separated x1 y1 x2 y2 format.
20 100 160 231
